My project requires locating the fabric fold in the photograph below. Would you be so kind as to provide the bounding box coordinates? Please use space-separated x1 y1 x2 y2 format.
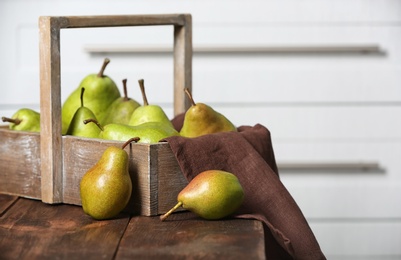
164 122 326 260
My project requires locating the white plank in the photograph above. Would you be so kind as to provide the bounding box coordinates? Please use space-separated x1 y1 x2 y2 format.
286 181 401 218
215 106 401 140
276 141 401 218
2 0 400 24
310 220 401 258
4 65 401 106
2 11 401 106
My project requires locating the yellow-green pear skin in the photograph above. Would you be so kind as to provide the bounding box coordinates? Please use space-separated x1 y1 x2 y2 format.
80 146 132 220
99 122 180 143
66 107 100 138
130 122 180 143
127 79 175 129
180 88 237 138
66 88 101 138
128 105 174 129
161 170 244 221
2 108 40 132
103 79 141 125
62 58 121 134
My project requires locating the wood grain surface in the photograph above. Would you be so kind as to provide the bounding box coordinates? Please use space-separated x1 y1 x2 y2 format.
117 211 265 260
0 127 187 216
0 196 130 259
0 195 265 259
0 128 41 199
0 194 18 216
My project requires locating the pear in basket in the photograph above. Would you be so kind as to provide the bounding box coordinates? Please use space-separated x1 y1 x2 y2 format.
180 88 237 138
62 58 120 134
84 119 179 144
103 78 140 125
128 79 174 129
2 108 40 132
65 88 101 139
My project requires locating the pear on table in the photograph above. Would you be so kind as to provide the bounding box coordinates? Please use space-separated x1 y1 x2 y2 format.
80 137 139 220
66 88 101 138
103 78 141 125
62 58 121 134
160 170 245 221
180 88 237 138
2 108 40 132
128 79 174 129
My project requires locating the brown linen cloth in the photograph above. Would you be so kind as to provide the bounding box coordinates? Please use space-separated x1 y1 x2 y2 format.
165 115 326 260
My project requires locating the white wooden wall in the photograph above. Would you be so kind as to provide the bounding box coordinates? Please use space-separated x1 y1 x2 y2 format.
1 1 401 259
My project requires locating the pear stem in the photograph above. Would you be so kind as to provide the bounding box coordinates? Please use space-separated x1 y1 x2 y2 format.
80 87 85 108
121 137 140 149
122 78 129 101
160 201 183 221
2 117 21 125
97 58 110 78
83 118 104 131
184 88 196 106
138 79 149 106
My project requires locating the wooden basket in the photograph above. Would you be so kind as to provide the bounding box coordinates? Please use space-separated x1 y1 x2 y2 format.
0 14 192 216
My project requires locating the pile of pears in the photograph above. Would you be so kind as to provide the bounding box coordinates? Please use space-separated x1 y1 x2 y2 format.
61 59 180 144
60 58 238 143
2 58 245 221
2 58 238 141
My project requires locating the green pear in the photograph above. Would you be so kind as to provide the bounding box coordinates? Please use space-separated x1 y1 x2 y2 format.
103 78 141 125
124 122 180 143
80 137 139 220
62 58 121 134
128 79 174 129
66 88 101 138
160 170 245 221
84 119 180 144
2 108 40 132
180 88 237 138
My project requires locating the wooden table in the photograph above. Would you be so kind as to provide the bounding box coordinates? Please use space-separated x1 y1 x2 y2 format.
0 194 265 259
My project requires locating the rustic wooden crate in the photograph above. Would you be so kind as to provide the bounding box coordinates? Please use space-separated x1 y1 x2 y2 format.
0 14 192 216
0 126 41 199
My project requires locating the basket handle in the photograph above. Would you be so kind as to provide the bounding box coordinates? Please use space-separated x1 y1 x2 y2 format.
39 14 192 203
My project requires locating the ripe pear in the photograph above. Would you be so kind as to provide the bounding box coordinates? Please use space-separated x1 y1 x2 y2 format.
128 79 174 129
180 88 237 138
160 170 245 221
66 88 101 138
80 137 139 220
62 58 121 134
84 119 180 143
2 108 40 132
103 78 141 125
